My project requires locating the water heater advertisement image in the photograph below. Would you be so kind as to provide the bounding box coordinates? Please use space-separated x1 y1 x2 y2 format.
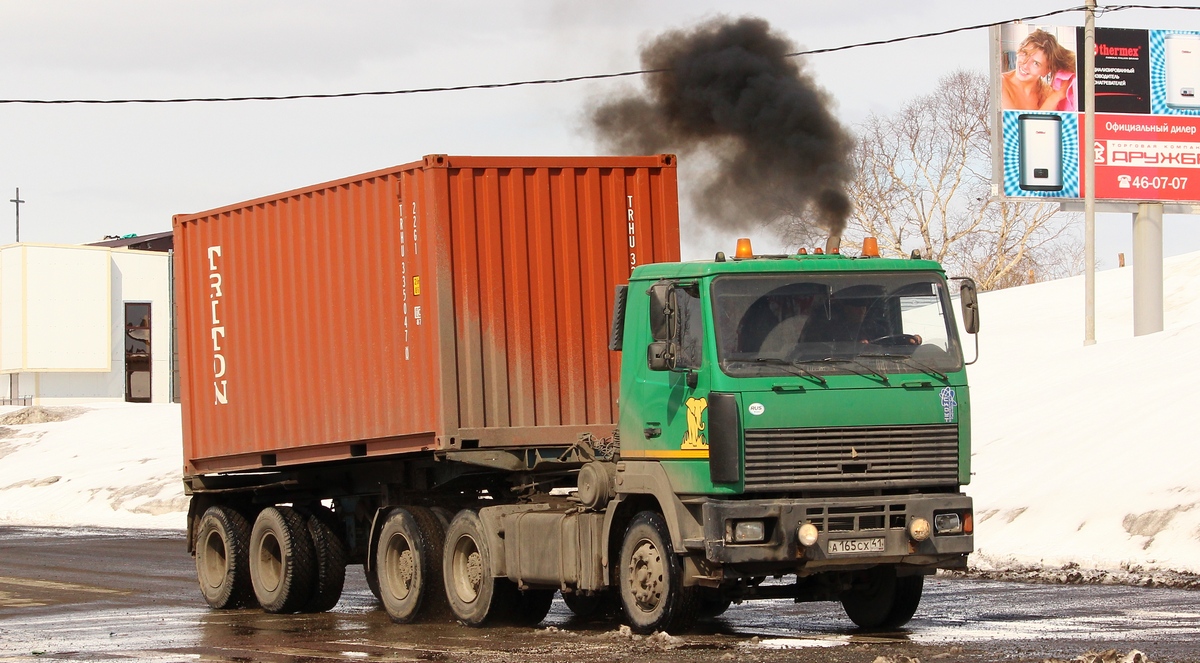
1018 114 1065 191
993 24 1200 203
1164 34 1200 110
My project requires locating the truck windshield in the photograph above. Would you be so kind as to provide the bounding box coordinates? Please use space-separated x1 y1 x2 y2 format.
711 272 964 378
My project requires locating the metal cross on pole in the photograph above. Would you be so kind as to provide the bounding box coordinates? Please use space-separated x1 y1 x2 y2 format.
9 188 24 243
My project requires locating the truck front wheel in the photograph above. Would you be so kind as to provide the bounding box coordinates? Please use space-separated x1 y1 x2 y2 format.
618 511 700 634
376 507 450 623
840 567 923 630
249 506 317 613
195 506 254 609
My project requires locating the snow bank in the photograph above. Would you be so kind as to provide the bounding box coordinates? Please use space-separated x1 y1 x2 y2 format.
0 402 185 530
968 251 1200 573
0 253 1198 573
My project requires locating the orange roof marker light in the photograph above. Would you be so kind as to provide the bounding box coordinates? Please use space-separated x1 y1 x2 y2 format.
862 237 880 258
813 247 824 255
797 247 808 255
735 238 754 259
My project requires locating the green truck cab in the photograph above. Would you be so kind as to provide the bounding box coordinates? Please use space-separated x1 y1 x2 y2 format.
601 245 977 632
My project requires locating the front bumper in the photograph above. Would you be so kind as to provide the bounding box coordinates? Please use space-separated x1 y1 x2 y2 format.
701 493 972 570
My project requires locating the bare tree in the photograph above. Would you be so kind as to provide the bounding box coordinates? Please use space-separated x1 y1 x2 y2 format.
782 70 1079 290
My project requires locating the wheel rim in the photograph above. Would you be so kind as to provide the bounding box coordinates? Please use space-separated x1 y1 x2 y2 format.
627 537 664 612
200 529 228 590
451 534 483 604
383 532 416 601
257 531 283 592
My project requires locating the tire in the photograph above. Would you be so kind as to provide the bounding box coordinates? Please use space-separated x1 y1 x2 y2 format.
697 588 733 619
562 590 621 622
299 506 348 613
618 511 700 634
442 509 505 626
376 507 451 623
249 506 317 614
504 585 555 626
840 567 924 630
430 506 455 531
364 562 382 603
194 506 254 609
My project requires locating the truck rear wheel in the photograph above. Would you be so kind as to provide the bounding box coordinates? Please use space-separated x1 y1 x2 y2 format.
503 584 555 626
299 506 347 613
697 588 733 619
562 590 620 622
443 510 506 626
376 507 450 623
840 567 923 630
618 511 700 634
195 506 254 609
249 506 317 613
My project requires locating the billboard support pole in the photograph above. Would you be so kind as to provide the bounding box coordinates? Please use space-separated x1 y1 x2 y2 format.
1083 0 1097 346
1133 203 1164 336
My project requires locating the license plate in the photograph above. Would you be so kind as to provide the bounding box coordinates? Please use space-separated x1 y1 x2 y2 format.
827 537 886 554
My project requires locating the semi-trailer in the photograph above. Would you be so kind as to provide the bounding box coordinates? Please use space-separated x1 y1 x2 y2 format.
175 154 977 633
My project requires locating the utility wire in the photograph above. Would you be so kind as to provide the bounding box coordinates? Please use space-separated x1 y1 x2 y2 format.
0 3 1194 106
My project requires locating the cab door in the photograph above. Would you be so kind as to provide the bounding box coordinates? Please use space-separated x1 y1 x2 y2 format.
620 282 716 493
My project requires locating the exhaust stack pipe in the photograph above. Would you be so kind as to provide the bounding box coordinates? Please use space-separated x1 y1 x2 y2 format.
825 233 842 255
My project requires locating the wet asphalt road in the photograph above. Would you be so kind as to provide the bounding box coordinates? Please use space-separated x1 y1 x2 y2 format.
1 527 1198 663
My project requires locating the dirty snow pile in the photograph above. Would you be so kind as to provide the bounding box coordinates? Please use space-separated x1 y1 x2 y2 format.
0 403 185 530
0 253 1199 576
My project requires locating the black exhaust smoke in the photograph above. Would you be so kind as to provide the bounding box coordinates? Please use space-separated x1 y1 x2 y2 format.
591 16 854 239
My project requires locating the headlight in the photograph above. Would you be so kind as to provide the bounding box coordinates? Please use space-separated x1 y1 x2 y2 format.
731 520 765 543
934 513 962 535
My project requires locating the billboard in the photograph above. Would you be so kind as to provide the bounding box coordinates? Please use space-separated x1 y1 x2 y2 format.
993 24 1200 203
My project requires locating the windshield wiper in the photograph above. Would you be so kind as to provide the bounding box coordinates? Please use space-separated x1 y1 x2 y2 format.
860 353 948 382
755 357 827 386
796 357 890 386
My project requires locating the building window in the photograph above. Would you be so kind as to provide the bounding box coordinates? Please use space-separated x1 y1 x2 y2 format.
125 303 151 403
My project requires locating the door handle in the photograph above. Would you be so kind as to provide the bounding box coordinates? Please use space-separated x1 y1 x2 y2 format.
643 426 662 439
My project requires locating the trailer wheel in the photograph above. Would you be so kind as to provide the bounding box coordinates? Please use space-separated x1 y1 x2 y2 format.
195 506 254 609
376 507 450 623
562 590 620 622
840 567 923 630
299 506 347 613
442 510 505 626
249 506 317 614
618 511 700 634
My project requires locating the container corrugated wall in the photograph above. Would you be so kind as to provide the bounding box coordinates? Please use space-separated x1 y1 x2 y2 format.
175 155 679 474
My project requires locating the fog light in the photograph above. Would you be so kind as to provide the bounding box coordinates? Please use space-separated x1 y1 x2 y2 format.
909 517 931 542
732 520 765 543
934 513 963 535
797 523 819 547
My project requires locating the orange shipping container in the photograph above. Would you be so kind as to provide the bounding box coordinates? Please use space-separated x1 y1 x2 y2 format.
174 154 680 475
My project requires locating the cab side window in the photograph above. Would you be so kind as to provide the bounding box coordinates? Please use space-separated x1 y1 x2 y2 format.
676 287 703 369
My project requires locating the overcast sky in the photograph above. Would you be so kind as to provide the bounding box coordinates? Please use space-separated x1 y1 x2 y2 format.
3 1 1200 263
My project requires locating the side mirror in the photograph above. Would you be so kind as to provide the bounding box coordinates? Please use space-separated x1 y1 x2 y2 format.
647 282 675 342
958 279 980 334
647 341 675 371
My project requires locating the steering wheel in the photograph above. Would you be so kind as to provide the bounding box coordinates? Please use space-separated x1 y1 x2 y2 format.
868 334 922 347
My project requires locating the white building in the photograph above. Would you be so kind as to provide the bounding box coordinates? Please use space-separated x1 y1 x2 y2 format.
0 242 173 405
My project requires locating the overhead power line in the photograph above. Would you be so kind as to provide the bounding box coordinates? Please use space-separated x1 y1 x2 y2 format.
0 3 1195 106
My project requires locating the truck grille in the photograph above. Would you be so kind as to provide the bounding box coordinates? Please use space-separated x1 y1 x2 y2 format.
743 424 959 491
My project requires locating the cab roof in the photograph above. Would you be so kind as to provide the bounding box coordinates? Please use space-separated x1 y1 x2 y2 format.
629 254 947 281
